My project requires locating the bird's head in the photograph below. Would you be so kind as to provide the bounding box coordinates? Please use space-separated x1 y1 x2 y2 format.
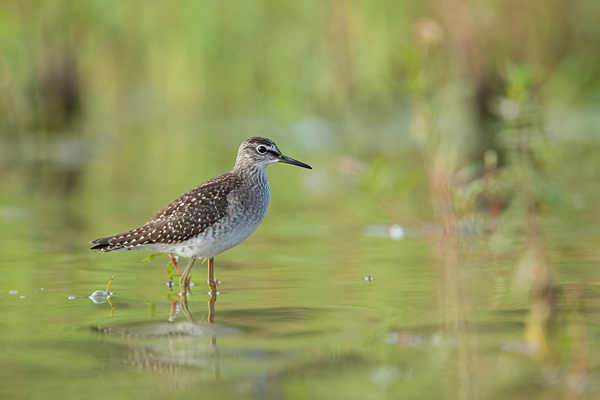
235 136 312 172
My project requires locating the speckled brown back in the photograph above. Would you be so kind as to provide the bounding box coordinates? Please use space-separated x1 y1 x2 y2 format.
90 172 240 251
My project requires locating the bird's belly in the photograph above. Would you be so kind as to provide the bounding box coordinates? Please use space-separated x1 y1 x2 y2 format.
133 184 270 260
173 214 264 259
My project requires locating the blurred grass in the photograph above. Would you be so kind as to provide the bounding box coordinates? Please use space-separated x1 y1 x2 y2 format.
1 0 599 136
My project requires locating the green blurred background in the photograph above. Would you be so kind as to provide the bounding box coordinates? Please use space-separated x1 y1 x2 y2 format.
1 1 600 399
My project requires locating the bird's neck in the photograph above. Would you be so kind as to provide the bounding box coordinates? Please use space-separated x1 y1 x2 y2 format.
232 163 268 183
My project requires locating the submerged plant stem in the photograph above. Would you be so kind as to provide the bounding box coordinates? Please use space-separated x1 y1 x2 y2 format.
106 274 115 294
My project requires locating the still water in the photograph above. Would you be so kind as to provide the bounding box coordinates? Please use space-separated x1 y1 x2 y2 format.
0 135 599 400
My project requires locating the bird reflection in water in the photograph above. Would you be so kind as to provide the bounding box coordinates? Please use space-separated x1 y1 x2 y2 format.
179 287 219 370
92 280 229 383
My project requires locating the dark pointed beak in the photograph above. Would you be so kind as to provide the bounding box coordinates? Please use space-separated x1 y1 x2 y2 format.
279 154 312 169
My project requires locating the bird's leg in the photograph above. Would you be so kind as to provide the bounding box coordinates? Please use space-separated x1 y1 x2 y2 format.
208 288 217 324
169 253 182 275
207 257 217 294
179 294 193 323
179 256 196 291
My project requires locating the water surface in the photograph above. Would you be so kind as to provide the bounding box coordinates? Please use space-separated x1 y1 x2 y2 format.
1 137 599 400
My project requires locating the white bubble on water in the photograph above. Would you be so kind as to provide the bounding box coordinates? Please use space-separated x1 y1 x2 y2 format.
9 290 18 294
88 290 110 304
67 296 76 300
389 224 406 240
20 296 25 299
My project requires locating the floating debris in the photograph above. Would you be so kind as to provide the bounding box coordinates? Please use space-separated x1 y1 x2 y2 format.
88 276 116 318
365 224 406 241
389 224 405 240
88 275 116 303
9 290 18 295
19 296 25 299
67 296 76 300
89 290 110 304
364 276 374 282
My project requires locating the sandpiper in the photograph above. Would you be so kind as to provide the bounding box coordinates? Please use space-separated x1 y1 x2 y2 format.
90 136 311 292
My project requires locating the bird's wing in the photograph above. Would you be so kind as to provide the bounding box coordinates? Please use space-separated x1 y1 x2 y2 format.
91 175 236 250
145 178 233 244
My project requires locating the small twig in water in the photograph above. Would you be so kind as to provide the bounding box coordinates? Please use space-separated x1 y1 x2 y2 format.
108 298 114 318
106 274 115 294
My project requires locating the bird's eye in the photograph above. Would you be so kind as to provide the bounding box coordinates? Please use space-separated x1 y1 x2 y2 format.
257 145 267 154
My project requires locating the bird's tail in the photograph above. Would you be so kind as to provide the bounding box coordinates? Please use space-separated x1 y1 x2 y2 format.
90 235 120 252
90 225 152 252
